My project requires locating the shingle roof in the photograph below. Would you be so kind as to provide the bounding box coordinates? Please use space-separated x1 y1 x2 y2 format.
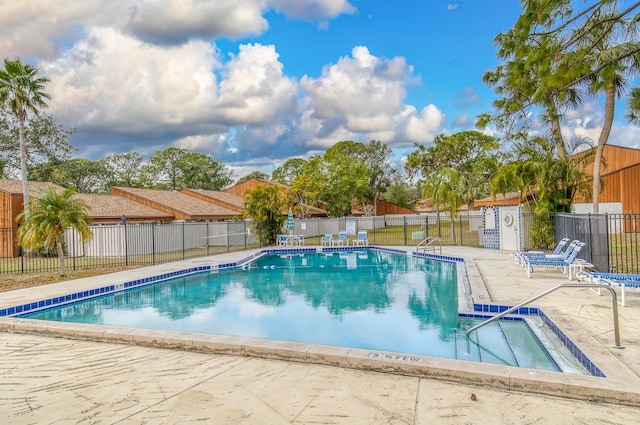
0 179 64 197
112 187 239 219
73 193 174 221
181 188 245 212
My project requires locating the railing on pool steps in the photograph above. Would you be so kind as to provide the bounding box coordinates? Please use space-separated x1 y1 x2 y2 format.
465 283 623 354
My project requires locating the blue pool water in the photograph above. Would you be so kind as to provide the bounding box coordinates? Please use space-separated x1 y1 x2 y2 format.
22 250 570 372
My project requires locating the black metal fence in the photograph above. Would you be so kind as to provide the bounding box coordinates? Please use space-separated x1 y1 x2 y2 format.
1 212 638 276
554 213 639 274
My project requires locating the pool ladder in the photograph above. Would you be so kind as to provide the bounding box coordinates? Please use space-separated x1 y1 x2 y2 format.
415 237 442 254
465 283 623 355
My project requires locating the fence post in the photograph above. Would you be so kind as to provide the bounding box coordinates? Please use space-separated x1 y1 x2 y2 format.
152 223 156 265
124 222 129 266
605 213 610 273
403 216 407 245
206 221 210 256
182 221 186 260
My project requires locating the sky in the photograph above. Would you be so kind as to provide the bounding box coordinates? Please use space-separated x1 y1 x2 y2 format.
2 0 639 179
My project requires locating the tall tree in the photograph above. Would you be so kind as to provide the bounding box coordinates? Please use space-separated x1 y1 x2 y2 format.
322 140 397 216
406 131 503 211
0 106 75 178
271 158 306 185
180 151 234 190
0 58 51 220
29 158 107 193
319 145 370 217
100 152 145 189
142 147 234 191
17 188 93 276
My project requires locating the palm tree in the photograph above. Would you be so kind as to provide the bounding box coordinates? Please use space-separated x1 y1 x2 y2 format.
17 188 93 276
243 185 285 245
0 58 51 220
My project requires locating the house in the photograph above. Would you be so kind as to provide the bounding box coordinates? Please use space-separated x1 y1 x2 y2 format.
112 187 239 221
572 144 640 214
181 188 245 213
73 193 174 223
0 180 65 257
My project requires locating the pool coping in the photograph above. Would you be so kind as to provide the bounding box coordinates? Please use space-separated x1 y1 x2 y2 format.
1 246 640 406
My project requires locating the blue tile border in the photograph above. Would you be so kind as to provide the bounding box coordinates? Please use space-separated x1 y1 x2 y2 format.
471 303 604 377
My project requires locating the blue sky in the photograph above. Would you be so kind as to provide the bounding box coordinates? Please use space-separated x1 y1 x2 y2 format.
1 0 638 178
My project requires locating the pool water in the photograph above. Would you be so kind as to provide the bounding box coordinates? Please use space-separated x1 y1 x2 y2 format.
23 250 569 372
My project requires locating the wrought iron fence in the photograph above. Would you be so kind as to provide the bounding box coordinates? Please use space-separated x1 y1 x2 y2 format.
0 213 485 276
2 212 637 276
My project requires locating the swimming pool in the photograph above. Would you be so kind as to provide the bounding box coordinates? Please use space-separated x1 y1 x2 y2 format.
18 248 589 374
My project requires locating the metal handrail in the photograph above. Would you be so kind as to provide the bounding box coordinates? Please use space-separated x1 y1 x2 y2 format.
465 283 623 353
416 237 442 254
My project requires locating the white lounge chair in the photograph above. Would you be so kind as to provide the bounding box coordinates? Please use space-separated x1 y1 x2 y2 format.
333 231 348 246
352 230 368 246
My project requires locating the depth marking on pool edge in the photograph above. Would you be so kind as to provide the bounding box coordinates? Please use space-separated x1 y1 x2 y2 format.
368 352 423 363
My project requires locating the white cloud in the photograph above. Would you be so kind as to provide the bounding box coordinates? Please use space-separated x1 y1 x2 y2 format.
269 0 356 20
401 105 446 143
447 4 459 11
215 44 298 125
44 27 221 131
301 46 410 132
2 0 352 60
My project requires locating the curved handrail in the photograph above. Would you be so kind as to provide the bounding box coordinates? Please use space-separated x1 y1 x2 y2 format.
416 237 442 254
465 283 622 354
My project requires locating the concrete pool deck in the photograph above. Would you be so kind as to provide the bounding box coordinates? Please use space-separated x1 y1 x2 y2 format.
1 246 640 423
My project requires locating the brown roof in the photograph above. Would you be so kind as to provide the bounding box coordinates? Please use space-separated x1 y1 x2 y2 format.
112 187 239 220
73 193 174 222
474 192 527 208
181 188 245 212
0 179 64 197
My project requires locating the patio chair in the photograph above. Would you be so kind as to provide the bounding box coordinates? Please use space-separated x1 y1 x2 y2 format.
523 242 585 279
513 238 570 265
295 234 305 246
352 230 368 246
579 271 640 307
276 234 289 246
333 231 348 246
321 234 333 246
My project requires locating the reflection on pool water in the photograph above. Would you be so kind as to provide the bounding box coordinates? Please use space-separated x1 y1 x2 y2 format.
22 250 582 373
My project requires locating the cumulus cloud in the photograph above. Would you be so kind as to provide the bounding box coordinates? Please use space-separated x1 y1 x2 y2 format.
0 0 352 60
44 27 221 131
124 0 270 45
299 46 443 147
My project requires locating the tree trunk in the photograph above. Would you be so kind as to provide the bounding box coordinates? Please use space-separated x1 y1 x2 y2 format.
57 239 66 276
19 119 30 220
548 100 567 159
593 80 616 214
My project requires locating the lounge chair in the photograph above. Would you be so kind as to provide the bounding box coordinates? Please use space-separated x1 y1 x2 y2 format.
579 271 640 306
523 242 585 279
333 231 348 246
352 230 368 246
513 238 570 265
321 234 333 246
